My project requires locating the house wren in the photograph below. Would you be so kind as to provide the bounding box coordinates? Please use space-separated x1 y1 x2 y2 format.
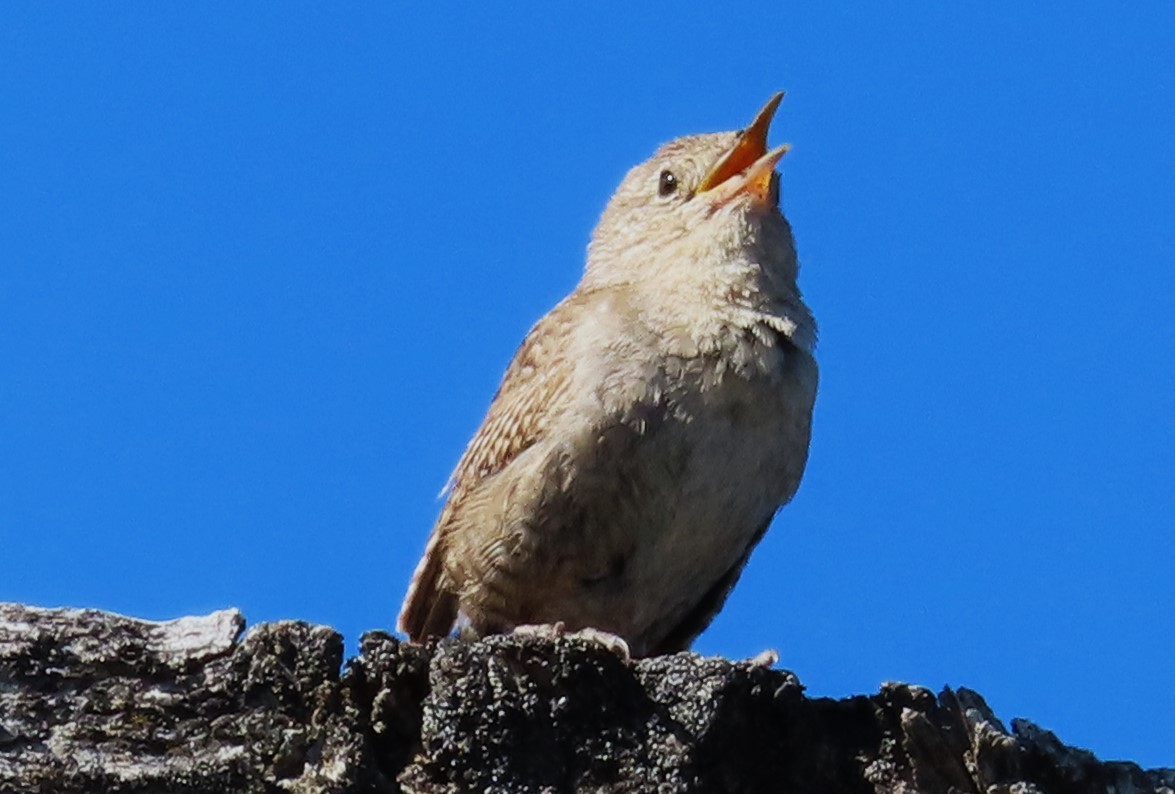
398 93 817 657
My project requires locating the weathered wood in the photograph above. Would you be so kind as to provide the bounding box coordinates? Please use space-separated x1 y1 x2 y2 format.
0 603 1170 793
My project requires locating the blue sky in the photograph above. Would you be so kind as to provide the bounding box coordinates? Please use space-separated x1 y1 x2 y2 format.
2 3 1173 770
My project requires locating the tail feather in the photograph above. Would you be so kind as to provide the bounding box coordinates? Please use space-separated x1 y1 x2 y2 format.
397 533 459 641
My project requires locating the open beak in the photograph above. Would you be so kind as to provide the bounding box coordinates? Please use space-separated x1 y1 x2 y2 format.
696 91 790 205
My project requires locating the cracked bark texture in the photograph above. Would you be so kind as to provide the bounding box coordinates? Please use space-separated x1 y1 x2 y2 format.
0 603 1170 793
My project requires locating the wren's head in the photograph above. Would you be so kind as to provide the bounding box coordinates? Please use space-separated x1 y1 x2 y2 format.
583 93 798 290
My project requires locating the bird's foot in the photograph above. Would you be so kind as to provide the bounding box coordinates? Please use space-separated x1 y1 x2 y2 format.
510 621 568 641
565 627 631 660
511 622 631 660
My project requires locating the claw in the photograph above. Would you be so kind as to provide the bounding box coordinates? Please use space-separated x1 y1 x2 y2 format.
511 623 631 660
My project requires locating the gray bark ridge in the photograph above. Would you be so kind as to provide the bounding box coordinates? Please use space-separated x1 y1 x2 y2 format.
0 602 1170 793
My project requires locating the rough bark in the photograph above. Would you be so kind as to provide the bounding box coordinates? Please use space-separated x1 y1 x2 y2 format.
0 603 1169 793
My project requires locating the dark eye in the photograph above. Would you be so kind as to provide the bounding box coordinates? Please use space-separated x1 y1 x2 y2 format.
658 170 678 197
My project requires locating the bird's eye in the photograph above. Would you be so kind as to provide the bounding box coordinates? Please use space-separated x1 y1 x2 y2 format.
658 170 678 197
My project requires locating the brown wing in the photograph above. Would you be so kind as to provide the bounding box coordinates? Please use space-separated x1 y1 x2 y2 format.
397 301 575 640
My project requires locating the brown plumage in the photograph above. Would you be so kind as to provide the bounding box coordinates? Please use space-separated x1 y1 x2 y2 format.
398 93 818 657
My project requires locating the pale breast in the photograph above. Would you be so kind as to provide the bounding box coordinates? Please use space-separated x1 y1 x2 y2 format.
446 285 817 655
618 338 817 649
483 329 816 654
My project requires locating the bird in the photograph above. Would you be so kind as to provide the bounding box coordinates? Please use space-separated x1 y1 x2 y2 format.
398 93 817 658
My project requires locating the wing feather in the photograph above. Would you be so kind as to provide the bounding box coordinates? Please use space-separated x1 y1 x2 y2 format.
397 300 577 640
